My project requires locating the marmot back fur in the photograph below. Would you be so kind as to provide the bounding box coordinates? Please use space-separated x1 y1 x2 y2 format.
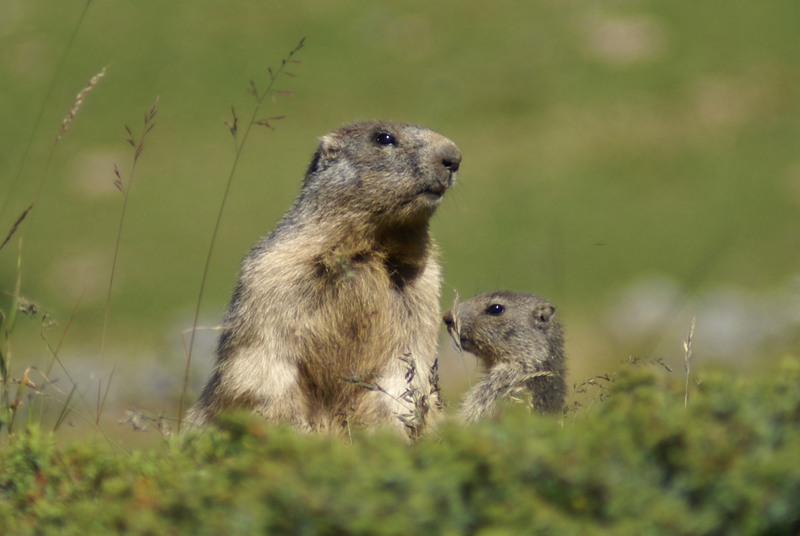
443 291 567 422
188 121 461 438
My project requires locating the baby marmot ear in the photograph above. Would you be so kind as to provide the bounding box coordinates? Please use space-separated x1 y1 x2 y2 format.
532 303 555 325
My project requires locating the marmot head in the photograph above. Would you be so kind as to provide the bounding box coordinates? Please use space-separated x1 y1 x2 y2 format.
300 121 461 224
443 291 564 368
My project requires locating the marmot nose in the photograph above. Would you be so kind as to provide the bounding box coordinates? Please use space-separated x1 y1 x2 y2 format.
442 309 454 327
440 146 462 172
442 148 461 173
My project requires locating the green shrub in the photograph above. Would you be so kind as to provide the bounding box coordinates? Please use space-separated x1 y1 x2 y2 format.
2 359 800 535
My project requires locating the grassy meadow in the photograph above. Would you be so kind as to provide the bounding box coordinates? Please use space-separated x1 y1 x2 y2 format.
1 0 800 443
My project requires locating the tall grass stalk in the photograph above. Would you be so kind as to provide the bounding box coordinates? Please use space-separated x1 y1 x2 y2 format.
37 291 92 425
178 37 305 432
0 205 33 254
95 98 158 431
0 239 24 437
20 66 107 242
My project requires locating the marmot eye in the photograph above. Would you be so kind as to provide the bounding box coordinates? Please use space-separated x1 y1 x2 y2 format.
485 303 505 316
375 133 396 146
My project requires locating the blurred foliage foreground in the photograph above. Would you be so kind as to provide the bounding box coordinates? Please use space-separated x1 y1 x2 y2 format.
2 360 799 535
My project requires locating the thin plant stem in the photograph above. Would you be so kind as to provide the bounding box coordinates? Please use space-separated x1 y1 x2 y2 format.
683 317 696 411
1 238 25 437
95 98 158 432
22 66 108 244
40 290 96 420
447 289 472 390
0 0 94 225
0 204 33 254
95 362 116 429
178 37 305 432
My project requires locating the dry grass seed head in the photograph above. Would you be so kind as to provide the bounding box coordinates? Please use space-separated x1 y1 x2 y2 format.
57 66 107 142
0 204 33 253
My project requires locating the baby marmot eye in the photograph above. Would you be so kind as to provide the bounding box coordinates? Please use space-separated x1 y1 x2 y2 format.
375 132 397 146
485 303 505 316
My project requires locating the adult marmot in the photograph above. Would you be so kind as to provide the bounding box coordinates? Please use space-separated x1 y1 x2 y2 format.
188 121 461 438
443 291 567 422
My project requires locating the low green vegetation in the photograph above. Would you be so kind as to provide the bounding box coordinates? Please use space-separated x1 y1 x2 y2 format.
2 360 799 535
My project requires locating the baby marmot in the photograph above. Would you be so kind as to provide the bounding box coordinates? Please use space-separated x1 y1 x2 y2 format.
443 291 567 422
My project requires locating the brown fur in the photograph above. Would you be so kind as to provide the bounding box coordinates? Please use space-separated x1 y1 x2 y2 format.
443 291 567 423
188 121 461 438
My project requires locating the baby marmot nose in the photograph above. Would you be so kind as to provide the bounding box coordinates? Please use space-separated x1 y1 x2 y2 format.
442 309 455 328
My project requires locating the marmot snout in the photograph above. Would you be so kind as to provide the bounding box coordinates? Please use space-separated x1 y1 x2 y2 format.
301 122 461 224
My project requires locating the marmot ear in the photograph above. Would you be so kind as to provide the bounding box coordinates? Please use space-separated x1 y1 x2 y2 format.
532 304 555 325
318 134 343 161
306 135 343 176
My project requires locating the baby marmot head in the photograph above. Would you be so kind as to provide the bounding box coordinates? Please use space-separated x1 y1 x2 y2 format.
443 291 564 368
300 121 461 224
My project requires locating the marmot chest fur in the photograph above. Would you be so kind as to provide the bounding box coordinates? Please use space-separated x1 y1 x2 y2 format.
443 291 567 422
189 120 461 438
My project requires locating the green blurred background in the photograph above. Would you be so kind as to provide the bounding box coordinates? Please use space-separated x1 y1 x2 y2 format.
2 0 800 439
